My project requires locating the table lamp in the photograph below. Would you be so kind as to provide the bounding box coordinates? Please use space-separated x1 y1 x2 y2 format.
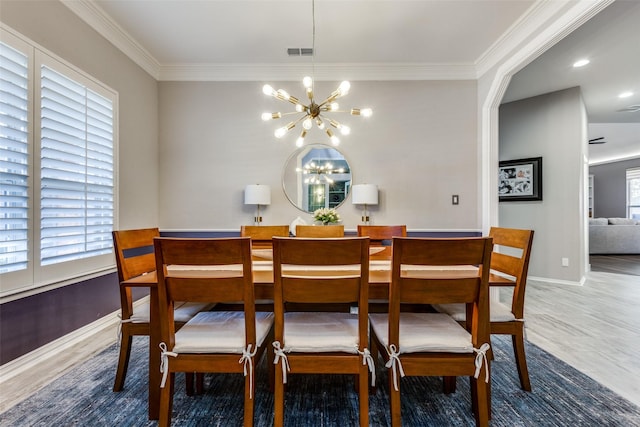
244 184 271 225
352 184 378 224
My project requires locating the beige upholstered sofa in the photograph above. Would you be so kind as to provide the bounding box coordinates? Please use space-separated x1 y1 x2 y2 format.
589 217 640 254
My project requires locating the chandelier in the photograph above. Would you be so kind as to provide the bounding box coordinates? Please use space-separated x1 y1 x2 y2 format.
297 160 345 184
261 0 372 147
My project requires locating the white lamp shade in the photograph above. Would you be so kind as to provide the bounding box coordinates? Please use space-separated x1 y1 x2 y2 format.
244 184 271 205
352 184 378 205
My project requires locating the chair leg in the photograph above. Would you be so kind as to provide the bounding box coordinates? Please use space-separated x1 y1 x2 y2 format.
389 371 402 427
443 376 457 394
159 372 175 427
274 365 285 427
185 373 194 396
113 333 132 392
470 375 490 427
196 373 205 394
512 330 532 391
358 368 369 427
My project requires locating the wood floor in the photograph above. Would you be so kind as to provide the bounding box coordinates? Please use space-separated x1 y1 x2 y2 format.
1 266 639 414
590 254 640 276
501 267 640 407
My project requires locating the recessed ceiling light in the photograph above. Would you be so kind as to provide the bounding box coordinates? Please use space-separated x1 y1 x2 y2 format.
618 91 634 98
573 59 590 68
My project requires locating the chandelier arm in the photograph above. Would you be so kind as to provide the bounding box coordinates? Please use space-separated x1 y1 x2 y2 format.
289 113 310 128
278 111 306 117
316 94 340 109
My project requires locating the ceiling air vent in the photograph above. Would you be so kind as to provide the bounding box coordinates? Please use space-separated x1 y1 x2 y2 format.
287 48 314 56
617 104 640 113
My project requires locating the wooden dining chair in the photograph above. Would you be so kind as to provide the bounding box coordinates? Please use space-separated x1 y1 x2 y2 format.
271 236 373 427
295 224 344 237
434 227 534 391
240 225 290 249
154 237 274 427
111 228 212 393
369 237 494 427
357 225 407 260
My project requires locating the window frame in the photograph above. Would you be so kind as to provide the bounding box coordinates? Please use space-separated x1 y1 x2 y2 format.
626 167 640 220
1 26 119 299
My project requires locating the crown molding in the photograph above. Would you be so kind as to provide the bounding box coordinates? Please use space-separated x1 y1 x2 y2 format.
158 62 477 82
589 153 640 167
476 0 614 78
61 0 160 79
60 0 476 82
61 0 612 84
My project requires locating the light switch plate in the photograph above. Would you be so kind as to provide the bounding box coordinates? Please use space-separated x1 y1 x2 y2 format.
452 195 459 205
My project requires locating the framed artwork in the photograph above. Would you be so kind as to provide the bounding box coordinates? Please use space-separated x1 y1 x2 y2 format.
498 157 542 201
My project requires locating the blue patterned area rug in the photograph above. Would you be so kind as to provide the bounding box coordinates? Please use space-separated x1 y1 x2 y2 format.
2 335 639 426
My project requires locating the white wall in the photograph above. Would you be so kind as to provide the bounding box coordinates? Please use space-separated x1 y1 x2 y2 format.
158 80 480 232
0 0 160 231
499 87 588 283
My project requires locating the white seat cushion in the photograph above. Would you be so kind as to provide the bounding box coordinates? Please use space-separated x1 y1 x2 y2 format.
129 300 151 323
283 312 360 353
128 301 213 324
173 311 274 354
433 302 516 322
369 312 473 354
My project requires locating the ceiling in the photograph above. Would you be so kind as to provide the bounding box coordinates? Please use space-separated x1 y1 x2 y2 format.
502 0 640 165
68 0 639 164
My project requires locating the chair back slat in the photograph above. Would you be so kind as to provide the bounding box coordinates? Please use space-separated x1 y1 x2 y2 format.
282 277 362 304
488 227 534 319
155 237 249 265
112 228 159 282
276 237 362 265
490 252 521 278
399 277 481 304
241 225 290 248
357 225 406 260
295 225 345 238
166 277 246 303
393 237 490 266
357 225 406 243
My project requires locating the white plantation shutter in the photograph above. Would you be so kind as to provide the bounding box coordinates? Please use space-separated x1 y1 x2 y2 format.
1 27 118 296
40 65 114 266
628 168 640 219
0 41 30 274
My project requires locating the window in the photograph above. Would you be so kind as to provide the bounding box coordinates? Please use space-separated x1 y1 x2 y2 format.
1 27 117 296
0 38 30 275
627 167 640 220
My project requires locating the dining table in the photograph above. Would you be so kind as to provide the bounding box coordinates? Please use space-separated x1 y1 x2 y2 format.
121 248 478 420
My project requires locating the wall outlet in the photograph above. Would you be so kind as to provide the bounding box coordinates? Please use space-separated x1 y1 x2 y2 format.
562 257 569 267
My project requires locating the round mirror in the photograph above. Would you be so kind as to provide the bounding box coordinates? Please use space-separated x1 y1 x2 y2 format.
282 144 352 213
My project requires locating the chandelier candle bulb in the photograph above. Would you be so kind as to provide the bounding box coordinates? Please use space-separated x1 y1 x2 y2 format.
303 76 313 88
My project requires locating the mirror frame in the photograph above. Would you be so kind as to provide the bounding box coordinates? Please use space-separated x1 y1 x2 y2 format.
282 144 353 213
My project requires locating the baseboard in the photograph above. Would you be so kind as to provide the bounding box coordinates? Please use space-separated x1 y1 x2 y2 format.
0 297 148 384
528 275 586 287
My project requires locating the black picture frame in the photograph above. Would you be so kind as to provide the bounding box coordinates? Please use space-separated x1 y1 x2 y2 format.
498 157 542 202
